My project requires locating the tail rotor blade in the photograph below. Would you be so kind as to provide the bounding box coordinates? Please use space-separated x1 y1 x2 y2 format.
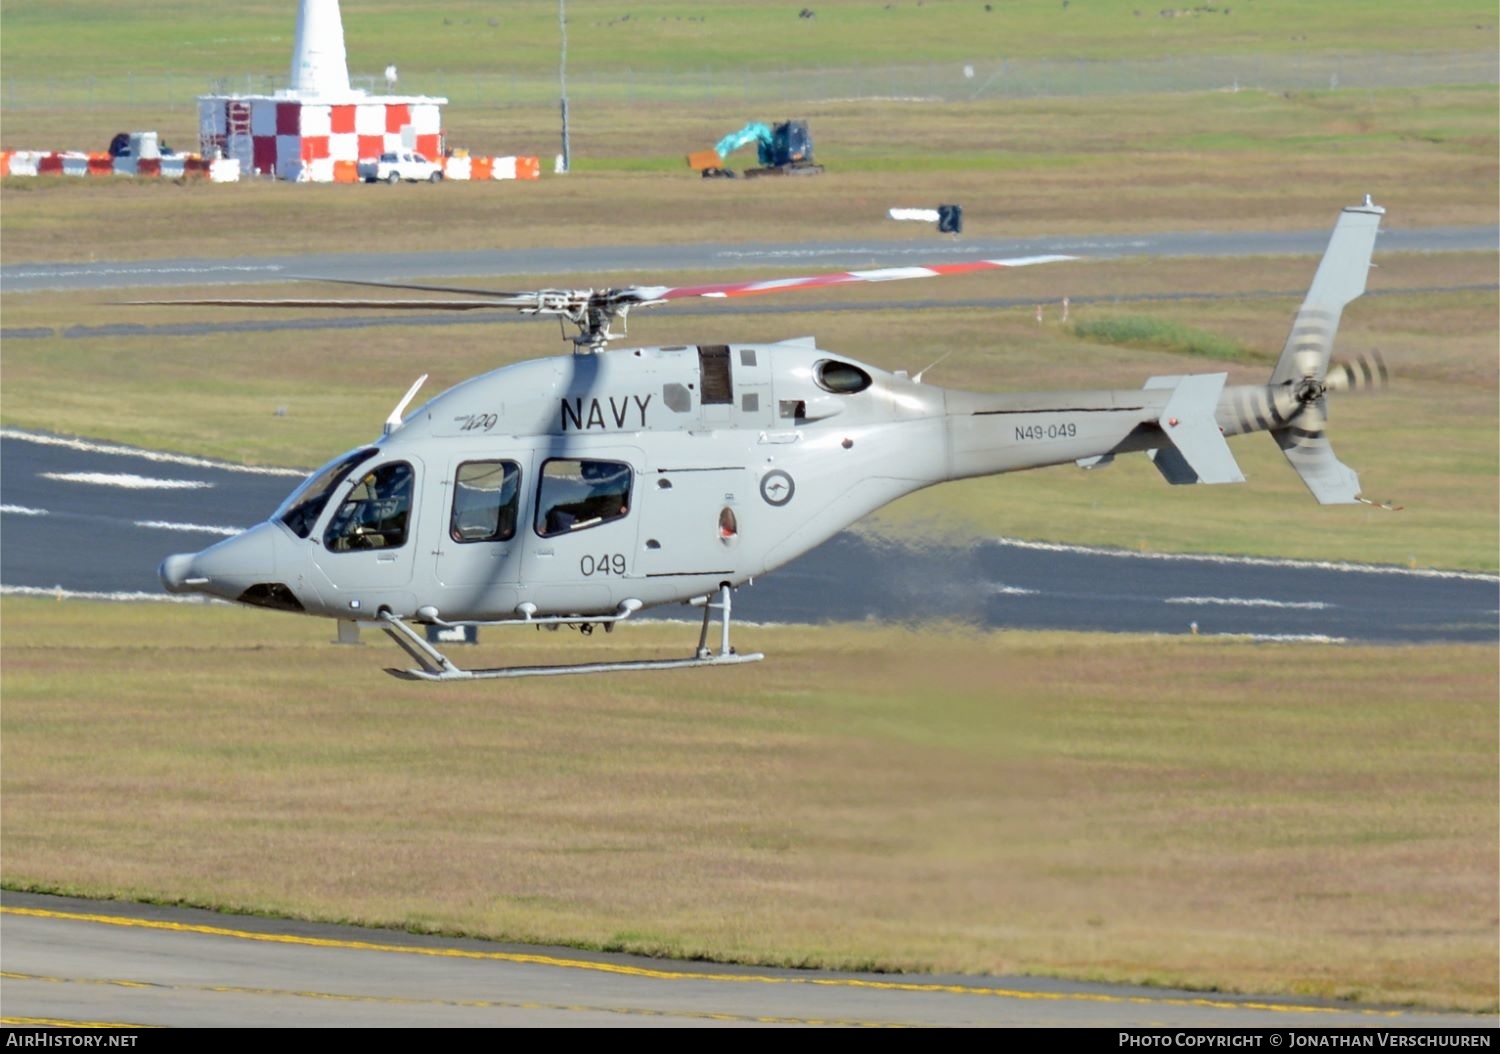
1325 350 1389 394
1273 397 1363 505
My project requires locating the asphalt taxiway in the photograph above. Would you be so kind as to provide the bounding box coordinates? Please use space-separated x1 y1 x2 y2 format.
4 894 1494 1028
3 429 1495 643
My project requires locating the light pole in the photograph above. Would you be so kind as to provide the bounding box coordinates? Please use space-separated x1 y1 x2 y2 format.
558 0 570 173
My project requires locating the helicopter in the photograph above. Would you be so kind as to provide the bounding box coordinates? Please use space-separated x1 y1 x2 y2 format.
155 199 1389 680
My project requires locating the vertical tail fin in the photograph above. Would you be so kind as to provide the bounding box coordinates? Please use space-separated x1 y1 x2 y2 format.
1271 198 1384 386
1270 198 1384 504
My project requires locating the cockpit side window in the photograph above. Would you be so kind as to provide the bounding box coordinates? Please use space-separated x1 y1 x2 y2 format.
278 447 377 539
323 461 415 552
451 460 521 543
535 458 632 538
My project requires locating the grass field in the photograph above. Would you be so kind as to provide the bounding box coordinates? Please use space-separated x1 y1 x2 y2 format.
2 598 1495 1011
3 0 1494 84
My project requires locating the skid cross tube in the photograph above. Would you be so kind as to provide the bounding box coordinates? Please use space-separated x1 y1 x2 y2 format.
378 587 762 681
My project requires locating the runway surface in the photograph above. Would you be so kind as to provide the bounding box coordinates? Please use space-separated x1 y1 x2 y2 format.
3 429 1495 644
2 225 1495 294
3 893 1493 1028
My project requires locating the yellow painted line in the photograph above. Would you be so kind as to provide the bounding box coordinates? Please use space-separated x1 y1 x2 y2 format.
1 1016 155 1029
2 970 903 1027
1 905 1403 1017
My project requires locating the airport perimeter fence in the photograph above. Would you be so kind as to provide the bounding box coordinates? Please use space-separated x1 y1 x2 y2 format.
3 50 1496 112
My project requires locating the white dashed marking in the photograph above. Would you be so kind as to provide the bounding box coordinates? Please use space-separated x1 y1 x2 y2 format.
42 472 212 491
1204 632 1348 644
0 585 218 604
134 520 242 537
1165 596 1331 610
991 536 1496 584
3 429 304 477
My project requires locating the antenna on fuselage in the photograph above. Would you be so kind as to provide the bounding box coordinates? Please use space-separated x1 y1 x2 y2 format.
384 374 428 435
913 348 955 384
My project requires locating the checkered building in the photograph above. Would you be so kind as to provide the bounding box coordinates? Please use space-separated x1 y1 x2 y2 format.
198 94 447 182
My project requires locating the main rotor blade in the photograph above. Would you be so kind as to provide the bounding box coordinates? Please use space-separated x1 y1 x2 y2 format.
631 255 1076 303
123 253 1080 349
290 276 537 299
119 297 530 311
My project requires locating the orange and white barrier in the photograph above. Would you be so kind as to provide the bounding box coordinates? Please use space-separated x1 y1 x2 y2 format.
1 151 239 182
0 149 539 184
441 155 540 182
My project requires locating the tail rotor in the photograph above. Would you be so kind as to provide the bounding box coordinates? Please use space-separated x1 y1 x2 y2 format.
1324 349 1389 395
1268 200 1388 505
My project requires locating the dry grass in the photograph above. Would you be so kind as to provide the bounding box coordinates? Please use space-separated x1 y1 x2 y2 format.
2 597 1495 1010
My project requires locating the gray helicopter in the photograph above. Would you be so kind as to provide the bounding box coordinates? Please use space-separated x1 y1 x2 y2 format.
157 199 1388 680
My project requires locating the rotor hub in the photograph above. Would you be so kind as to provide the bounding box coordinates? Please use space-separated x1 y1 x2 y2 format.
1293 377 1326 404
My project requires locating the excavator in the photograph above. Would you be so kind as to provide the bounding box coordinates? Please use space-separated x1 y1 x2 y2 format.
686 120 824 179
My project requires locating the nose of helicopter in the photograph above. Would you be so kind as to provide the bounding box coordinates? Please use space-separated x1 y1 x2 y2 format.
157 522 281 597
158 552 197 593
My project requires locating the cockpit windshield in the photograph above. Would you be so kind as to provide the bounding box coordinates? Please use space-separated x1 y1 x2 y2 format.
276 447 377 538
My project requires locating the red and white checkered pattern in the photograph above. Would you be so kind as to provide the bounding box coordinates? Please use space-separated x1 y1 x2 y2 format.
198 94 446 182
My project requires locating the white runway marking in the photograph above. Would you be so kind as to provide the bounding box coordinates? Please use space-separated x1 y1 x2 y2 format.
0 585 214 604
42 472 212 491
2 429 305 477
991 535 1499 583
1166 596 1331 610
1205 632 1348 644
0 504 48 516
134 520 242 536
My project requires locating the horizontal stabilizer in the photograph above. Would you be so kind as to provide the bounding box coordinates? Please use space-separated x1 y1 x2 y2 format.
1144 373 1245 486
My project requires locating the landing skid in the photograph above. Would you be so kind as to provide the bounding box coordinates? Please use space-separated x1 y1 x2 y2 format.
378 585 763 681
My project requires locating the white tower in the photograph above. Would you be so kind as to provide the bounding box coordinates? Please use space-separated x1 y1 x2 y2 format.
289 0 351 97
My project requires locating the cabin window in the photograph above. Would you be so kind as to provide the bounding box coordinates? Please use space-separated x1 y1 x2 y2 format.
450 460 521 543
323 461 415 552
815 360 872 394
278 447 377 539
698 345 733 404
535 459 633 538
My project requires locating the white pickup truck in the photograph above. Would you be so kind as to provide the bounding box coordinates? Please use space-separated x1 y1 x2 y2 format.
358 151 443 184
